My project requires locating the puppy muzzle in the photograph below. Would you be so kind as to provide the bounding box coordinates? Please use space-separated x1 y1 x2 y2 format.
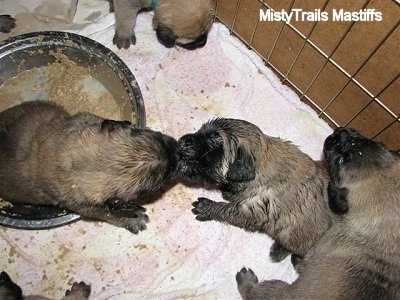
324 127 365 156
161 135 179 178
156 25 208 50
177 134 199 160
176 33 208 50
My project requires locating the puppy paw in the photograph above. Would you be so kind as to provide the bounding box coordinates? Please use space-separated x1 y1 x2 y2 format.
105 198 145 214
327 182 349 214
113 33 136 49
0 15 16 33
0 271 22 297
269 241 291 262
65 281 91 299
192 197 215 221
236 267 258 287
0 271 12 285
125 212 149 234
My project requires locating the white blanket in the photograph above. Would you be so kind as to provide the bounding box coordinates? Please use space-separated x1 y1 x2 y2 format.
0 1 332 299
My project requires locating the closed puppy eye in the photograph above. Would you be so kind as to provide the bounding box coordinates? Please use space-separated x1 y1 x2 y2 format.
206 132 222 147
209 132 218 139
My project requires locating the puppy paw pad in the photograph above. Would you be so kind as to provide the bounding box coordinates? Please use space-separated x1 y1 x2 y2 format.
191 198 214 221
113 34 136 49
66 281 91 298
236 267 258 286
125 218 148 234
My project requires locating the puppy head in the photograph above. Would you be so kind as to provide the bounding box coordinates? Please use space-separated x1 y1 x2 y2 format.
153 0 214 50
177 118 258 184
324 127 396 185
323 127 399 214
74 120 179 198
105 121 178 193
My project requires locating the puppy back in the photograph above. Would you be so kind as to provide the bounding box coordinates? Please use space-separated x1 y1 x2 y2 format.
0 100 70 156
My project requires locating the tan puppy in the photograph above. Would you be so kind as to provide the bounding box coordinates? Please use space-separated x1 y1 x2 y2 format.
110 0 214 49
237 127 400 299
0 271 90 300
177 118 337 261
0 101 178 233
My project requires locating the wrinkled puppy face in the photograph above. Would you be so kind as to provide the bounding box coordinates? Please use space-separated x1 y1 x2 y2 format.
153 0 213 50
323 127 395 185
323 127 398 214
177 118 256 185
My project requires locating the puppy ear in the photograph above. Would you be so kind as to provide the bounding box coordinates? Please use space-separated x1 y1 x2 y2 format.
327 181 349 214
226 146 256 182
101 120 131 132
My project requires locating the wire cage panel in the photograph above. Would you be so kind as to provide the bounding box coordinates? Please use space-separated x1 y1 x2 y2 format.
214 0 400 150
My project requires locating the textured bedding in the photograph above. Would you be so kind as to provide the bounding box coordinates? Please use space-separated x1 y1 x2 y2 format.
0 1 332 298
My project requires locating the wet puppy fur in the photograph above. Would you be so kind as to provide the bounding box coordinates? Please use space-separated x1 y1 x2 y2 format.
0 271 90 300
177 118 338 261
0 101 178 233
236 127 400 300
109 0 214 49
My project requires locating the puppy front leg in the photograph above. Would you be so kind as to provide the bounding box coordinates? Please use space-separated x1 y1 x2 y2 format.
112 0 150 49
236 268 290 300
70 202 149 233
192 197 261 231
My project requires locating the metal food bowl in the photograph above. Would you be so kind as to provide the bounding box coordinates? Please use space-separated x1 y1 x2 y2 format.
0 31 145 230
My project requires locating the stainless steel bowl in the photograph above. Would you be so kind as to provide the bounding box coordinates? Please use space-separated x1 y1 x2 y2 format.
0 31 145 229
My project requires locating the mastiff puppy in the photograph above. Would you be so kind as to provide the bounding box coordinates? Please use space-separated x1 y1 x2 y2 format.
177 118 337 261
110 0 214 49
236 127 400 299
0 101 178 233
0 271 90 300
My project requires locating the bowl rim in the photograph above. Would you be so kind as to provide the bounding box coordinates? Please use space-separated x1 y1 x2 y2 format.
0 30 146 127
0 31 146 229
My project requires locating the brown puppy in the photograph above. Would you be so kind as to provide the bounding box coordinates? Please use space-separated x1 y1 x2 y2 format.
177 118 337 261
0 271 90 300
110 0 214 49
0 101 178 233
236 127 400 299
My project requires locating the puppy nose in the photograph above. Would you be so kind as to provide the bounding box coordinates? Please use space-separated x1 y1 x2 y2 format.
178 134 198 159
178 135 194 148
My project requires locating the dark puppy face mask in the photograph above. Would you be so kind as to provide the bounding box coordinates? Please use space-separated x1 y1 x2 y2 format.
323 127 395 185
323 127 398 214
177 119 256 185
155 26 208 50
